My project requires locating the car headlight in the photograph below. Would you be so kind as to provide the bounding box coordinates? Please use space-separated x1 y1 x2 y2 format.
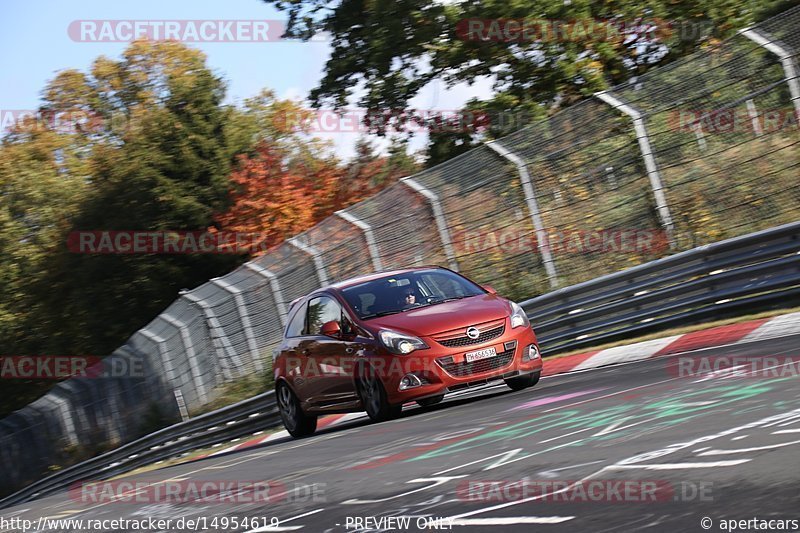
510 301 530 329
378 329 429 354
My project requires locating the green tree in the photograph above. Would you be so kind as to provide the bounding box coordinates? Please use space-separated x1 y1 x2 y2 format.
264 0 771 160
22 40 241 357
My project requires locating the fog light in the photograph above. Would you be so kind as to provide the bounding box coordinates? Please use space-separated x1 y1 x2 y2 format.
523 344 540 361
399 373 423 391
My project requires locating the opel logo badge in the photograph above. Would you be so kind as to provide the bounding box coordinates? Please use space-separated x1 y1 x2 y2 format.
466 327 480 339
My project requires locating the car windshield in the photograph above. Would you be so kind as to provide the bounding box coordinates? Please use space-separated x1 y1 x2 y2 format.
341 269 486 319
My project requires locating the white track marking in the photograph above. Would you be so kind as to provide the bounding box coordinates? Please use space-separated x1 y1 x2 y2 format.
698 439 800 455
342 477 466 504
433 449 529 475
737 312 800 343
242 508 325 532
538 426 595 443
445 408 800 522
608 460 751 469
573 336 681 370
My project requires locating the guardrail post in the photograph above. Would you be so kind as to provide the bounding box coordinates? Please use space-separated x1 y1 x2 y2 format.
400 177 459 271
336 210 383 271
288 237 330 286
595 91 676 248
181 291 243 380
244 262 289 327
486 140 560 289
162 313 208 405
740 28 800 120
211 278 265 372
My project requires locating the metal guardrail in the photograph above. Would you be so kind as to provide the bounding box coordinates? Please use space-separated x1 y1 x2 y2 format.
522 220 800 354
2 220 799 511
0 392 280 510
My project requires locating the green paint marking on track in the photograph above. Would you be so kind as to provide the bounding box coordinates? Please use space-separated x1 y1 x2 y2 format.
408 382 774 463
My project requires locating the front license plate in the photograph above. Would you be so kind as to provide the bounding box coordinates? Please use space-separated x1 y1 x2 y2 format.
464 347 497 363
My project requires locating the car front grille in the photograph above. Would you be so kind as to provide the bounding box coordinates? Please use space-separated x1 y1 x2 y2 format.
436 347 515 377
434 319 506 348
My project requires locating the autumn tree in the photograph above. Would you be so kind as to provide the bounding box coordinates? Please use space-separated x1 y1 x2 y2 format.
213 141 340 251
214 136 419 253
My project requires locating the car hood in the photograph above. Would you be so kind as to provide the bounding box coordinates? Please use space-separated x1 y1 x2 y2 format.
364 294 512 337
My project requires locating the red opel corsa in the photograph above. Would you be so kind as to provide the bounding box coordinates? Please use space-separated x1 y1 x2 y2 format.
273 267 543 437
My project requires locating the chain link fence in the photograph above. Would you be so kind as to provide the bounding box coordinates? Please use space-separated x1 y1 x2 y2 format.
1 6 799 497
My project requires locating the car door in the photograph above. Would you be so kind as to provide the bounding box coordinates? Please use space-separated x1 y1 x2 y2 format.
299 294 353 406
280 300 309 399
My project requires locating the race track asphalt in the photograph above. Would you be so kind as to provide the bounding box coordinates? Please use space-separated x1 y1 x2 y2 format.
3 334 800 533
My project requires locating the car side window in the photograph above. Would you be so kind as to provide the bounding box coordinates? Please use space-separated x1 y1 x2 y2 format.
285 301 308 338
305 296 342 335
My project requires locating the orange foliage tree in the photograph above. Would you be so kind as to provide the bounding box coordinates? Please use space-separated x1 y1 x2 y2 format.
213 136 419 256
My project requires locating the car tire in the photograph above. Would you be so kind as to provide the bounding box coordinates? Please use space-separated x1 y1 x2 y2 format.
504 371 541 391
357 370 402 422
276 382 317 438
416 395 444 407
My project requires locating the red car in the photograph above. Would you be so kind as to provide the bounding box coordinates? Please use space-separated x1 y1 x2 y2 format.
274 267 542 437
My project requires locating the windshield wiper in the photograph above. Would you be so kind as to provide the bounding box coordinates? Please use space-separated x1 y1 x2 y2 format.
425 295 471 305
361 310 403 319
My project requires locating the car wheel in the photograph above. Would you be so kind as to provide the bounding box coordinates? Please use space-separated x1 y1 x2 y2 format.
504 371 541 391
276 382 317 438
416 395 444 407
357 371 402 422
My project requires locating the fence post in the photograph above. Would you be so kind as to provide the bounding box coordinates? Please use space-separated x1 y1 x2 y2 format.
42 394 79 447
336 210 383 271
211 278 264 372
595 91 676 247
486 140 560 289
161 313 208 405
745 99 764 136
288 237 330 286
740 28 800 119
140 329 177 385
244 262 289 327
692 122 708 150
400 177 459 271
181 291 243 380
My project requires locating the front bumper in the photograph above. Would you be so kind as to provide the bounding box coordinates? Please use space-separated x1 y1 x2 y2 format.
377 323 543 405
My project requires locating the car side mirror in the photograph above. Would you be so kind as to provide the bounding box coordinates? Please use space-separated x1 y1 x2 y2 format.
321 320 341 338
483 285 497 295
